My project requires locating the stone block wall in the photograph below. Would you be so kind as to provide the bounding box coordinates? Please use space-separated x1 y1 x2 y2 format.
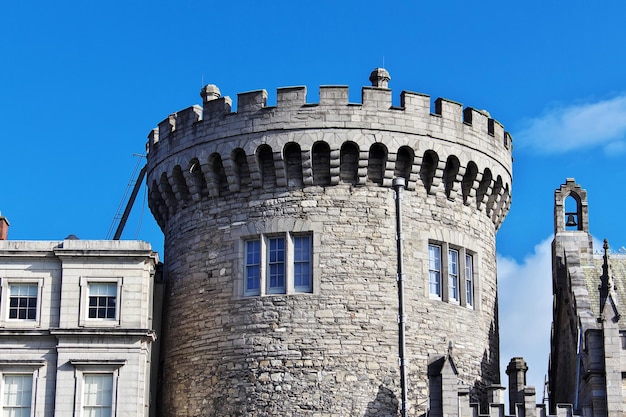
148 69 513 416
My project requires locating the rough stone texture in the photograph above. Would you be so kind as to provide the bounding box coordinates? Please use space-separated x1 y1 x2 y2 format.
147 69 513 416
550 179 626 416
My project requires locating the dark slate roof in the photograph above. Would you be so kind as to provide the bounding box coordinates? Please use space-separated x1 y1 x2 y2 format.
584 253 626 319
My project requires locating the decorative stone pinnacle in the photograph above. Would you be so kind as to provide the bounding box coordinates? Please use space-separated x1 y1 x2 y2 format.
369 68 391 88
200 84 221 102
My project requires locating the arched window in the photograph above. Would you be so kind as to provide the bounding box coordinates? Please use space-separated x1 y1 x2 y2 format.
311 141 331 186
367 143 387 185
284 143 303 187
340 142 359 185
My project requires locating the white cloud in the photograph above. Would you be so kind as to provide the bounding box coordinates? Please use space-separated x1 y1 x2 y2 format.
498 237 553 402
515 95 626 155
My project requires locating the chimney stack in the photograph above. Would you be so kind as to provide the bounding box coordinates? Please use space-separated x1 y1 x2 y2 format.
0 214 9 240
506 357 528 415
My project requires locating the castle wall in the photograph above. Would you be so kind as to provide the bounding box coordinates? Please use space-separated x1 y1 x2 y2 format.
147 70 512 416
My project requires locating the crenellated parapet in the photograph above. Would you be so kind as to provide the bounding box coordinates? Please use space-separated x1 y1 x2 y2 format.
146 69 513 232
430 356 579 417
147 85 512 162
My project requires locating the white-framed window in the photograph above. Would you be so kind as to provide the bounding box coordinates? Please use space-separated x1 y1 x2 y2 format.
245 240 261 295
9 284 38 321
448 248 459 302
465 253 474 308
0 279 44 327
2 374 32 417
293 235 312 292
69 359 125 417
427 241 477 309
88 283 117 320
243 233 313 296
83 373 113 417
0 361 44 417
267 237 286 294
428 244 442 298
79 278 122 326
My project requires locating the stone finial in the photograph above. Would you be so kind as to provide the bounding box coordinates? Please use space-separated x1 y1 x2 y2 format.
369 68 391 88
200 84 221 103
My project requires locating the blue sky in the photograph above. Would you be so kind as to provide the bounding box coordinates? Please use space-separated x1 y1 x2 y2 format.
2 0 626 403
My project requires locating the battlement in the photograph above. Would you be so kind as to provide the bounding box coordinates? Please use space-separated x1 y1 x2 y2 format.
146 69 513 232
148 80 512 157
428 356 580 417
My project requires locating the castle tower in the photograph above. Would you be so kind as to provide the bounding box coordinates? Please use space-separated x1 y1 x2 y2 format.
146 69 513 416
550 180 626 416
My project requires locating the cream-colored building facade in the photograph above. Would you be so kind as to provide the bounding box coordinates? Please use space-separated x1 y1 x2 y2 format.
0 217 159 417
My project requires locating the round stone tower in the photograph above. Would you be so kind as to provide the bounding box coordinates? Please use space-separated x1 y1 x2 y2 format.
147 69 512 416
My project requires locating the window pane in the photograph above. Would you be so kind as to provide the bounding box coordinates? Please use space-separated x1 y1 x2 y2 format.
246 240 260 265
449 249 459 301
3 374 32 416
90 283 117 296
245 240 261 294
428 245 441 296
8 284 38 321
267 237 286 293
88 283 117 320
294 236 312 292
465 254 474 307
83 374 113 417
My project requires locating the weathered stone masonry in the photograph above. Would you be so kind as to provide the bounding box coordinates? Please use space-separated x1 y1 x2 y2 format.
147 69 513 416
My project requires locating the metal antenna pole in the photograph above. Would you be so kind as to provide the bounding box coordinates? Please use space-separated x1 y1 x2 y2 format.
393 177 409 417
113 164 147 240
